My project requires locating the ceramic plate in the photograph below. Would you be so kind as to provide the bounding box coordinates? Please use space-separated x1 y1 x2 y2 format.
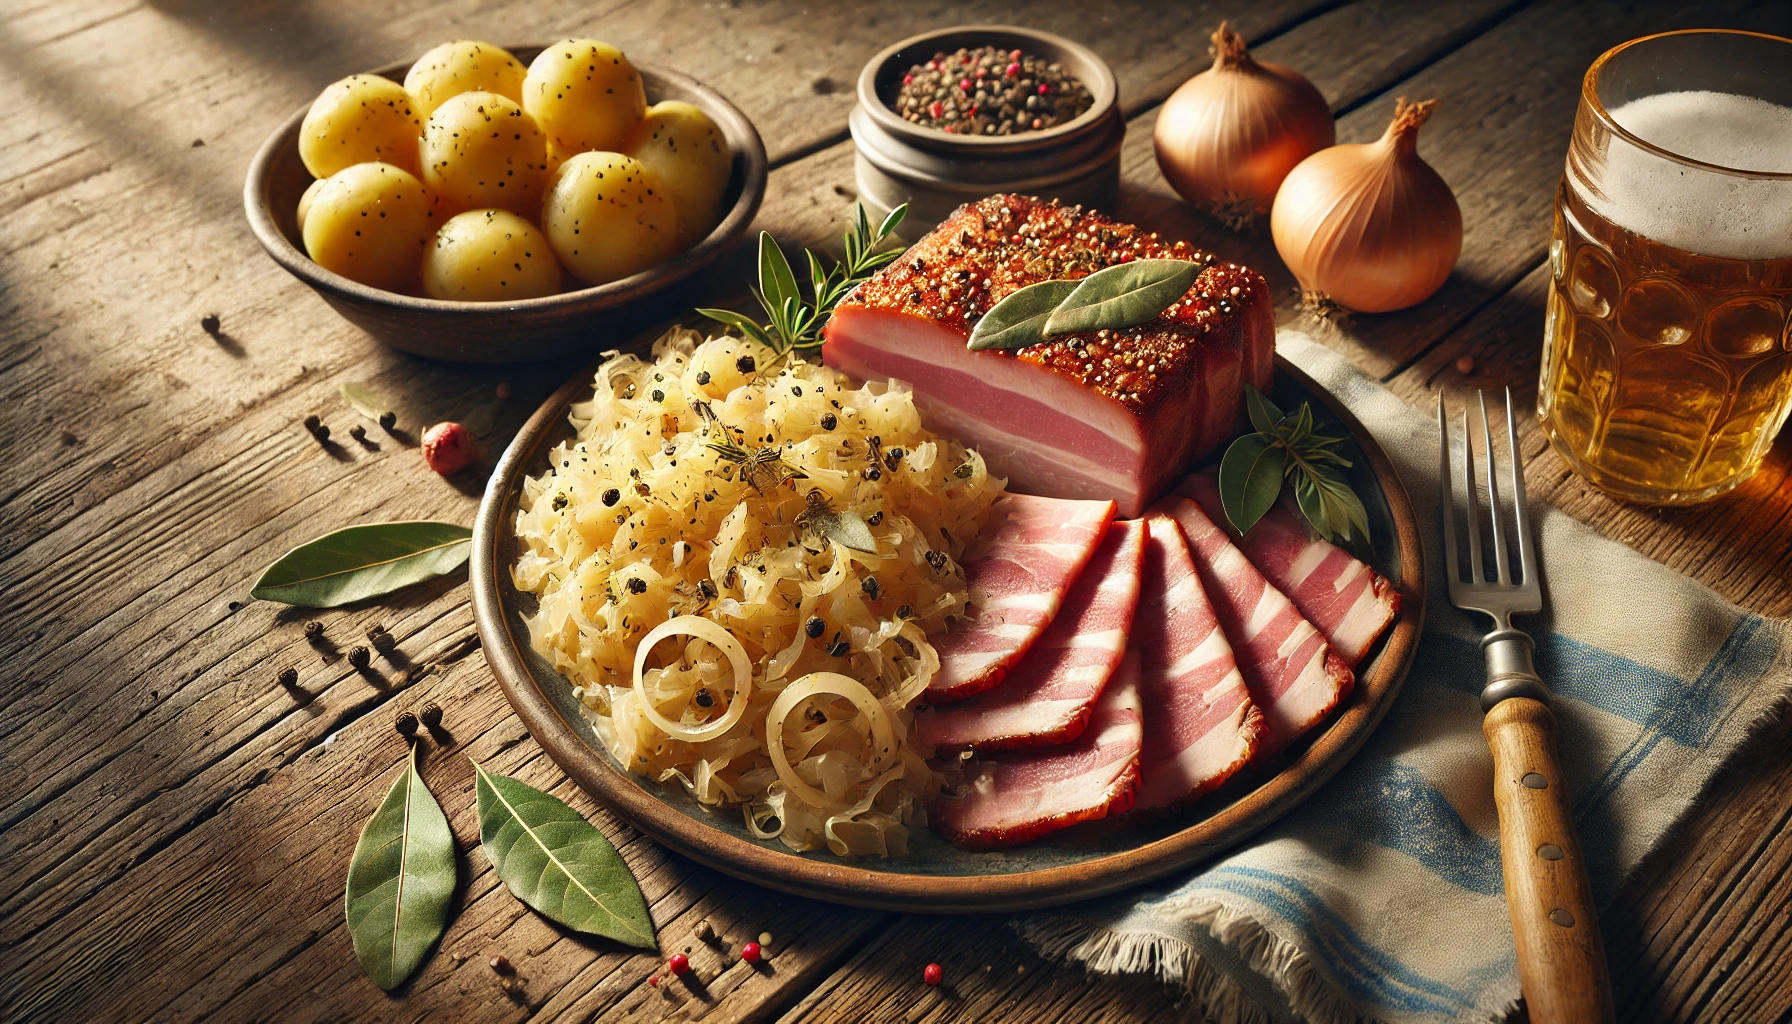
471 354 1425 913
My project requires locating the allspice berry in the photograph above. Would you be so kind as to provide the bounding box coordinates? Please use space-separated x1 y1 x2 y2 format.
347 645 371 670
420 701 444 728
395 711 419 737
277 667 299 688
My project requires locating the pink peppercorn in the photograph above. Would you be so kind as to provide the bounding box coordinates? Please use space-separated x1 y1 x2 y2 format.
647 974 661 987
924 963 943 986
903 73 913 85
1039 83 1050 95
1010 49 1022 60
960 78 972 91
667 953 690 976
421 422 475 475
929 100 944 119
1006 62 1020 77
741 942 762 963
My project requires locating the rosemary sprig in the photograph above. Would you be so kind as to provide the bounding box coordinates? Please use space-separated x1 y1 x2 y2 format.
696 203 908 360
1217 385 1369 544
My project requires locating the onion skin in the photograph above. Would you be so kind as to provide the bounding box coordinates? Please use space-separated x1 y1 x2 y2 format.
1271 98 1462 313
1153 22 1334 226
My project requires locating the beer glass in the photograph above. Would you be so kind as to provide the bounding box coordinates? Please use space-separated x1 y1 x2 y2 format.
1539 29 1792 505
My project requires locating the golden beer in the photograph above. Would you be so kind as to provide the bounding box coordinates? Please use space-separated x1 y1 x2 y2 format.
1539 30 1792 505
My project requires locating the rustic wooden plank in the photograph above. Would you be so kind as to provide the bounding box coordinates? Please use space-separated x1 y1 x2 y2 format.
777 915 1190 1024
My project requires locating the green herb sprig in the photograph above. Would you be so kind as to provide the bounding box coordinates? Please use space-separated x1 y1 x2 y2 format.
697 203 907 360
1218 385 1369 544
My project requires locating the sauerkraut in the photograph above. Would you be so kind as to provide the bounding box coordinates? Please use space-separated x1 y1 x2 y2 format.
512 327 1004 856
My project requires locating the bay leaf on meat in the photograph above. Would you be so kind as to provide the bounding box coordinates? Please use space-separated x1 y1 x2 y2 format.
473 763 655 949
1041 259 1203 337
250 521 472 607
966 279 1080 351
344 744 456 991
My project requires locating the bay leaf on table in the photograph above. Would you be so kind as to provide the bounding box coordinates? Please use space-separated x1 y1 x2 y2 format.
966 279 1079 351
1042 259 1203 337
473 763 656 950
250 521 472 607
344 744 456 991
340 382 391 422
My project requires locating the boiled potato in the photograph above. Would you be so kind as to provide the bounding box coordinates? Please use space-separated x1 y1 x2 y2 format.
622 101 731 247
420 91 549 216
302 162 438 292
404 40 527 119
541 152 678 285
295 177 327 232
523 39 646 155
422 209 562 301
298 74 422 178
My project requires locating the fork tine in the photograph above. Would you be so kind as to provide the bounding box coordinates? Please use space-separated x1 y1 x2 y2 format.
1506 387 1537 589
1437 395 1461 584
1461 410 1484 583
1478 391 1512 584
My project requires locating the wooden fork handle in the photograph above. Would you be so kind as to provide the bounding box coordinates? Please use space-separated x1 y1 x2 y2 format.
1484 697 1615 1024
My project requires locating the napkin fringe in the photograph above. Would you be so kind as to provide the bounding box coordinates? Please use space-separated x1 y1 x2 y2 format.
1020 900 1403 1024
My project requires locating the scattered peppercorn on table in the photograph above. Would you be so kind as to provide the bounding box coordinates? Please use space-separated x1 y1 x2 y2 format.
3 2 1791 1023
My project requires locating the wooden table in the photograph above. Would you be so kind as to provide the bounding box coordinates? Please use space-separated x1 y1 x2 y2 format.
4 2 1790 1021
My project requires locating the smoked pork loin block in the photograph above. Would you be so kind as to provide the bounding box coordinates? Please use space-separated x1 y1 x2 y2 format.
823 194 1275 518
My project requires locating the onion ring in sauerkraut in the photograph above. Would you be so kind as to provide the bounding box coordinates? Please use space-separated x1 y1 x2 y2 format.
631 615 753 742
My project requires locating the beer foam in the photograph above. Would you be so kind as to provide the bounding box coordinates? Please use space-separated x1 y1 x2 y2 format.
1584 90 1792 260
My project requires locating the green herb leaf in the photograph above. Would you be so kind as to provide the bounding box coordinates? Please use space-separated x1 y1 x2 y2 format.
759 233 800 313
695 308 774 347
1243 384 1285 435
474 763 655 949
795 491 878 553
876 203 908 240
1217 433 1288 536
345 745 456 991
251 522 472 607
967 280 1081 351
340 383 391 422
1042 259 1203 337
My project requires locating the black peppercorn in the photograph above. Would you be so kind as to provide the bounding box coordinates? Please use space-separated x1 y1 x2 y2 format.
602 488 620 506
201 313 221 335
348 645 371 670
651 389 664 402
349 424 367 442
378 411 397 431
820 413 837 430
367 625 392 649
867 511 883 526
490 955 513 974
694 920 718 944
277 667 298 688
395 710 419 737
805 615 825 639
419 702 443 728
303 414 321 432
897 604 912 618
693 689 714 708
885 447 905 470
699 579 718 599
828 638 850 658
303 620 324 640
314 424 330 443
864 468 881 481
552 493 568 511
626 577 647 595
861 576 881 599
735 355 756 374
696 370 711 385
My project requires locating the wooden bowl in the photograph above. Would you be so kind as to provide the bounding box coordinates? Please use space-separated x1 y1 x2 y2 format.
470 354 1427 914
243 49 767 363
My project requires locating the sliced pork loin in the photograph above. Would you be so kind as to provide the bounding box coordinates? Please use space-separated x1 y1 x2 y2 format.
1178 472 1399 666
918 519 1145 751
927 493 1117 702
934 652 1143 848
1131 514 1262 812
1153 496 1353 756
823 194 1274 518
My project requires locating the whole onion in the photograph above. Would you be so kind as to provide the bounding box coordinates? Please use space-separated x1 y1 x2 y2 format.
1153 22 1334 228
1271 98 1462 314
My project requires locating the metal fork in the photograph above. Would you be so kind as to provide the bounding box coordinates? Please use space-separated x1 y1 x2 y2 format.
1437 389 1614 1024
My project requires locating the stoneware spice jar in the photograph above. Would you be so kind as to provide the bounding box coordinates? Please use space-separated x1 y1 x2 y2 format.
851 25 1122 235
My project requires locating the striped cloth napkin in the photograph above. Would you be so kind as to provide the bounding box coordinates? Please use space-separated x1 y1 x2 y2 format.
1018 331 1792 1024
